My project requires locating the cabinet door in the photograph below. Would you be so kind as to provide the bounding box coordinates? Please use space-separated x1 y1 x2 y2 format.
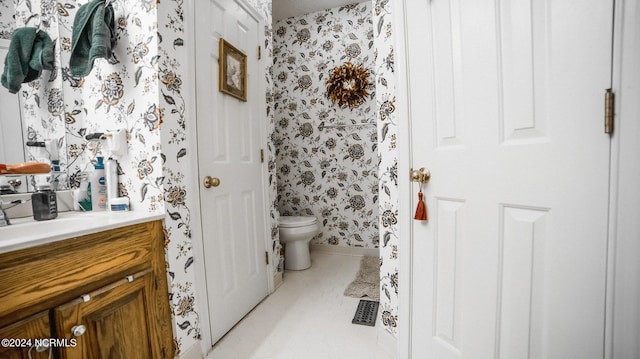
0 311 52 359
54 269 168 359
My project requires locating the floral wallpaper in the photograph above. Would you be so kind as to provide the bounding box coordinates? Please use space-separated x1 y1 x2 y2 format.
56 0 164 213
156 0 202 354
0 1 13 39
18 0 276 354
11 0 401 353
273 2 380 249
373 0 400 336
13 0 164 211
158 0 275 355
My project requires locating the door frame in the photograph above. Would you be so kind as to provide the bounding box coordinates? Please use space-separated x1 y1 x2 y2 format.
393 0 638 357
184 0 274 352
606 1 640 358
393 0 415 357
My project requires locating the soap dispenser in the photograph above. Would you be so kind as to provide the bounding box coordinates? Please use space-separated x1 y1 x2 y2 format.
90 157 108 211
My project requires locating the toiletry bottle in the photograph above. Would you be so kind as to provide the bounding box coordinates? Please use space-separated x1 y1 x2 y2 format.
31 184 58 221
105 157 118 206
90 157 108 211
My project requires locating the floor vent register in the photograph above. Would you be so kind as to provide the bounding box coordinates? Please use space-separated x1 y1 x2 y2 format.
352 300 379 326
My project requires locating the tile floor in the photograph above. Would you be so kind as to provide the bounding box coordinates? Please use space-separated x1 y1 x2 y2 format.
205 251 394 359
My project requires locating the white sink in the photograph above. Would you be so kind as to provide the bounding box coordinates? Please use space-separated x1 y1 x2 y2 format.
0 211 164 253
1 190 74 219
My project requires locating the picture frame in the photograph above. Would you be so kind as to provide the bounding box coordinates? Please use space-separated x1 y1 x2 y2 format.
219 38 247 102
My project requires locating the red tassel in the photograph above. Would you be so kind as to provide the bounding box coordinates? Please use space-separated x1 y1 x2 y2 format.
414 189 427 221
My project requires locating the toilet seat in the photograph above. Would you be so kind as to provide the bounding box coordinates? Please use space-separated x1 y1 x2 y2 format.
279 216 317 228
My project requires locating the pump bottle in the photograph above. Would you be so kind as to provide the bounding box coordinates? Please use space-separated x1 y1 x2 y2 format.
90 157 108 211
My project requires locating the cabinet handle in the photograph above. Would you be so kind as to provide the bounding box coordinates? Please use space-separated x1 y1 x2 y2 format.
71 324 86 337
34 340 50 352
68 268 154 306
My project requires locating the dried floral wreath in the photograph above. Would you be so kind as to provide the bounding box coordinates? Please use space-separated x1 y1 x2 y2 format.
326 62 371 109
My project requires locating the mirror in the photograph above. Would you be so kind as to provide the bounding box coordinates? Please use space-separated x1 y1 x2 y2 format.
0 3 27 193
0 2 69 192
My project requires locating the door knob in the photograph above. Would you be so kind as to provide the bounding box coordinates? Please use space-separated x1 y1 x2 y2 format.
203 176 220 188
410 167 431 184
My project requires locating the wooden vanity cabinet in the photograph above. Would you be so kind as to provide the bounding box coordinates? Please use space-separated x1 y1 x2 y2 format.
54 269 158 358
0 312 51 359
0 220 174 359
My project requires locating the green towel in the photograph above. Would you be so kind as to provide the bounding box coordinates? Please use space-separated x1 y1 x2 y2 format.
70 0 115 77
1 28 55 94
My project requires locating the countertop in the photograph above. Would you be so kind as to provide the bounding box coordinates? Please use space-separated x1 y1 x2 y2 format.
0 211 164 254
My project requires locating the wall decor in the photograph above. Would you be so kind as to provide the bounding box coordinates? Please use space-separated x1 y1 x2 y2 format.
326 61 371 109
219 38 247 101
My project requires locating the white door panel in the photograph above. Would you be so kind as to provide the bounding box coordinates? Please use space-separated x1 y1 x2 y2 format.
405 0 612 358
195 0 268 345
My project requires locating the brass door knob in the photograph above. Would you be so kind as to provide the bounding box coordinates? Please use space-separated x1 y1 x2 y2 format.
410 167 431 184
203 176 220 188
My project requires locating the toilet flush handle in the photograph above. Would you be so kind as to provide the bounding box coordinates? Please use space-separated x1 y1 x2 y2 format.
203 176 221 188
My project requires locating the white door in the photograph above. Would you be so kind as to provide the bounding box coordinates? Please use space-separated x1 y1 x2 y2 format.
195 0 269 345
402 1 613 358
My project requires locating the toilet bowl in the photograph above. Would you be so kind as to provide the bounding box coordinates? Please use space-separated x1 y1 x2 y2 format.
278 216 319 270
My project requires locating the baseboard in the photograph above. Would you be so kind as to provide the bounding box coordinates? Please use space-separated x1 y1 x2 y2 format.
274 271 283 290
377 326 397 358
177 341 203 359
310 243 378 257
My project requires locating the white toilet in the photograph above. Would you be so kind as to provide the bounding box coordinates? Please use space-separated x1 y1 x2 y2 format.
278 216 320 270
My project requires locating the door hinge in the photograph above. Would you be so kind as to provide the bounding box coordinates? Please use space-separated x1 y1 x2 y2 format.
605 88 614 135
260 149 264 163
265 251 269 265
258 46 261 60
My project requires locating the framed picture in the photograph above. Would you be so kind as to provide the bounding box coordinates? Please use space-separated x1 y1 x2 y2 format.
219 38 247 101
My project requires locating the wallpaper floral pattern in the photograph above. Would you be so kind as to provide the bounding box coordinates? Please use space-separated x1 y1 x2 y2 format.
0 1 13 39
13 0 164 211
158 0 276 355
156 1 202 353
58 0 164 214
273 2 380 249
373 0 400 336
11 0 401 353
14 0 177 347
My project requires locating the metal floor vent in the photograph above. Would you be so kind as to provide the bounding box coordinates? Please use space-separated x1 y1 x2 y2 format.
352 300 379 326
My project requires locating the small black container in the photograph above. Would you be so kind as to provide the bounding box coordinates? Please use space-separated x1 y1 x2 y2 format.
31 184 58 221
